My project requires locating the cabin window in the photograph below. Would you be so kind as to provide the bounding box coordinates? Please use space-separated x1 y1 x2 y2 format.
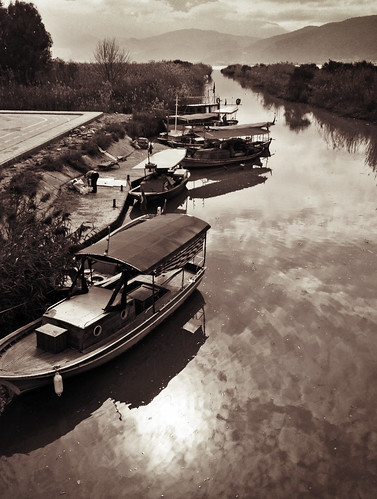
93 325 103 337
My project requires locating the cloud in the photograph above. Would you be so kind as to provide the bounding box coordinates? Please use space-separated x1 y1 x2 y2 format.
164 0 217 11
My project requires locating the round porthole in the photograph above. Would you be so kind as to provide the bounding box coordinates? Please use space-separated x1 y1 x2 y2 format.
120 308 128 320
93 325 102 336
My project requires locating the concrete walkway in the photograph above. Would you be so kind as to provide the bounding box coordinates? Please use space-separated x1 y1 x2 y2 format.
65 141 168 236
0 110 103 168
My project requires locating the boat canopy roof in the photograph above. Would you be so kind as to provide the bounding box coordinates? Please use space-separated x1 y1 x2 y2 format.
132 148 187 170
76 214 210 274
170 113 218 123
201 123 271 140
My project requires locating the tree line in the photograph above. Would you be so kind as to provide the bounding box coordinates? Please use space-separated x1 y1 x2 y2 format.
222 61 377 123
0 2 211 114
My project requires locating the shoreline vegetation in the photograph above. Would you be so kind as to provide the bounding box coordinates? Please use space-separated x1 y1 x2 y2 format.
221 61 377 124
0 58 212 337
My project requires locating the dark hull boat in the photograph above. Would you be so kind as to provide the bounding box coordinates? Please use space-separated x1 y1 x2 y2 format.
181 137 272 169
128 148 190 206
0 213 210 396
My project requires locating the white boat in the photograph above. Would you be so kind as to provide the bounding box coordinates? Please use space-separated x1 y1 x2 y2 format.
0 213 210 396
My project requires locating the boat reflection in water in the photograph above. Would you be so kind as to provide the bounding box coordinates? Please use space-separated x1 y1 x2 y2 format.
129 159 271 215
187 159 272 200
0 290 206 457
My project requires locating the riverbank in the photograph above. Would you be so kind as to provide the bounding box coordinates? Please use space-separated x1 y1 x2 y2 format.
1 112 166 236
0 113 169 336
222 61 377 124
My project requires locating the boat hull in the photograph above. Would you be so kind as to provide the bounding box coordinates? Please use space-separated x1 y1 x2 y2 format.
128 174 190 204
181 141 271 169
0 269 205 395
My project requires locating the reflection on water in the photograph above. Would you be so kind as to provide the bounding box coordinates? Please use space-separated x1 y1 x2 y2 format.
188 160 271 199
313 108 377 171
283 105 311 131
249 84 377 170
0 291 206 457
1 69 377 499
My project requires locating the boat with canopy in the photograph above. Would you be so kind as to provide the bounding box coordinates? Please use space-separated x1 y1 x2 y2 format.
0 213 210 396
180 123 272 169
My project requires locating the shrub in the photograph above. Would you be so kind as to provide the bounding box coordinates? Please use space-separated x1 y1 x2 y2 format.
105 121 127 140
0 173 77 335
81 131 112 156
126 111 165 139
39 154 64 171
61 150 88 173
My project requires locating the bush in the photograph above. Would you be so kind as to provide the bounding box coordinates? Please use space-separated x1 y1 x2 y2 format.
126 111 165 139
81 131 112 156
0 61 211 114
105 121 127 140
222 61 377 122
39 154 64 171
61 150 88 173
0 173 77 336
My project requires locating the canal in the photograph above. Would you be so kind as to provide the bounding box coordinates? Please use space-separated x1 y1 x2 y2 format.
1 69 376 498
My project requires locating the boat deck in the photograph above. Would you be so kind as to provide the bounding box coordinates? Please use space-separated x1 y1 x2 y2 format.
137 175 176 194
0 267 196 376
0 333 83 374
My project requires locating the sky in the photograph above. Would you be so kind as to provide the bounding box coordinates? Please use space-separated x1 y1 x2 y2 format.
4 0 376 61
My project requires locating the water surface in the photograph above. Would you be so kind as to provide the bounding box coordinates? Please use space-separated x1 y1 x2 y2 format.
1 70 376 499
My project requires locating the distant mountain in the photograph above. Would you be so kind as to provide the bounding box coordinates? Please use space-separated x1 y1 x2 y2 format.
123 29 275 65
123 16 377 66
246 15 377 64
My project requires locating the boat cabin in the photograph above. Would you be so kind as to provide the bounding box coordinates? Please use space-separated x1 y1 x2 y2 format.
38 214 210 353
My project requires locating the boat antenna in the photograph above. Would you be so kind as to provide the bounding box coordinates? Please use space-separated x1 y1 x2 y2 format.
174 95 178 133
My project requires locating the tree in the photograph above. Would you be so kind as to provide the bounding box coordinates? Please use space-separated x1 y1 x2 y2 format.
0 1 52 84
0 2 7 74
93 38 130 87
0 171 76 335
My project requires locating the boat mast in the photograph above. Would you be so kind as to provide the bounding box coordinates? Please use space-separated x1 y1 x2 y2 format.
174 95 178 133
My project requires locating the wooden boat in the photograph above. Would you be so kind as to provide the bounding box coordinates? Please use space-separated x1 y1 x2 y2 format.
157 102 242 148
158 117 274 150
179 122 272 169
181 136 272 169
0 291 206 451
0 213 210 396
157 126 206 149
128 148 191 206
208 105 239 126
204 121 275 138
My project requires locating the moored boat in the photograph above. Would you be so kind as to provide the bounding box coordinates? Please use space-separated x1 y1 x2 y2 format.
0 213 210 396
128 148 190 206
181 136 272 169
180 122 273 169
